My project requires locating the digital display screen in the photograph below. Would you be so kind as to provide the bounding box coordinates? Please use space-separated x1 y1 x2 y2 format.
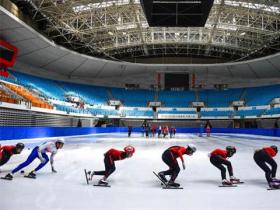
0 45 14 61
165 73 189 90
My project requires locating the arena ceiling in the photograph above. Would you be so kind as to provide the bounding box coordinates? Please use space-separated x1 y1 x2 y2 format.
1 0 280 83
9 0 280 63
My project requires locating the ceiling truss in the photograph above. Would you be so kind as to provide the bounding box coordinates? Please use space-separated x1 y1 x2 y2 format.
14 0 280 62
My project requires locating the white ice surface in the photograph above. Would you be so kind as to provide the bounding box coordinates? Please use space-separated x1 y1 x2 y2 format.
1 133 280 210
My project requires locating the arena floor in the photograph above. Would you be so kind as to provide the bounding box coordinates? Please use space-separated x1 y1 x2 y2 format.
1 133 280 210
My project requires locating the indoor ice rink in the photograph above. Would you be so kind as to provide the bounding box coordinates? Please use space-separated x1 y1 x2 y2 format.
1 133 280 210
1 0 280 209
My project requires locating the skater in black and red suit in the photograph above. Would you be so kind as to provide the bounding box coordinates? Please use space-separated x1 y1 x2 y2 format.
254 145 280 189
209 146 239 185
158 144 196 187
0 143 24 168
90 145 135 185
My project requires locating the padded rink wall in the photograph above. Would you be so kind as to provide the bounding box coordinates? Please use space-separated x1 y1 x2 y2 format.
0 127 279 140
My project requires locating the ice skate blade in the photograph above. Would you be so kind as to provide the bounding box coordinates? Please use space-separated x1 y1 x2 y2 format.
84 169 89 185
1 177 12 181
93 184 111 187
219 185 237 187
231 181 244 184
162 186 183 189
24 175 36 179
267 187 280 190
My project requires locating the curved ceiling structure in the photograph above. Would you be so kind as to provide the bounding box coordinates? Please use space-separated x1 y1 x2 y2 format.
10 0 280 63
0 1 280 83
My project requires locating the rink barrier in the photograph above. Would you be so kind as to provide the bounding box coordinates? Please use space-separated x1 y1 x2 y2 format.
0 127 127 140
0 127 279 140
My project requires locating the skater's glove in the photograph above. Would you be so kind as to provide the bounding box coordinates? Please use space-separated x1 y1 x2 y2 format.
182 162 186 170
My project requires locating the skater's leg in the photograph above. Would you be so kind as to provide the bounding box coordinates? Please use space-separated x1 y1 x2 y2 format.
94 171 106 176
0 150 3 165
219 158 233 177
94 157 108 176
254 152 273 183
105 162 115 178
94 155 115 178
210 156 227 180
96 156 115 184
0 150 10 166
265 156 277 178
34 153 49 172
160 150 175 176
11 147 38 174
170 162 180 182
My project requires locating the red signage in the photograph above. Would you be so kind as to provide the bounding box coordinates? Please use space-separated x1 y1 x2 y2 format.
0 40 18 68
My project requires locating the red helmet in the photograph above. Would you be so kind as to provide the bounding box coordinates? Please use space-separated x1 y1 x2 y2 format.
124 145 135 154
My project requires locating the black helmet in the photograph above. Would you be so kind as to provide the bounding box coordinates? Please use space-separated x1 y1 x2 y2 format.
271 145 278 153
226 146 236 154
187 144 197 154
16 143 25 150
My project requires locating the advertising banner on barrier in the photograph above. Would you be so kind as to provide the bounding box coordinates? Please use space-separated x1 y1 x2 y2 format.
0 127 279 141
158 114 198 119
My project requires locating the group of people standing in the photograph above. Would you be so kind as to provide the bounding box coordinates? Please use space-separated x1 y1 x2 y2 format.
128 124 177 138
1 139 279 189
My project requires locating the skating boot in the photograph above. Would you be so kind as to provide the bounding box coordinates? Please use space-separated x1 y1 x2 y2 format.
158 172 168 183
26 171 36 178
3 173 13 180
167 180 180 187
89 171 95 181
271 177 280 183
98 179 108 186
269 181 280 189
230 176 240 183
222 179 232 186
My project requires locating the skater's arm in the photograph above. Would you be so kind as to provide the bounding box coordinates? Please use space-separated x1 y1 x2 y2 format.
178 148 185 169
50 152 56 164
182 161 186 170
50 152 57 172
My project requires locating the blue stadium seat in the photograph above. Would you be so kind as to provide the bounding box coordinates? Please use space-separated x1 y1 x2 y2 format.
6 69 280 118
264 108 280 115
158 91 195 107
10 70 65 100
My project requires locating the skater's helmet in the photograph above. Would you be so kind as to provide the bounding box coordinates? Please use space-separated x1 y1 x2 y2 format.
16 142 25 150
56 138 65 149
271 145 278 154
186 144 197 155
124 145 135 156
56 138 65 144
15 142 25 153
226 146 236 156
